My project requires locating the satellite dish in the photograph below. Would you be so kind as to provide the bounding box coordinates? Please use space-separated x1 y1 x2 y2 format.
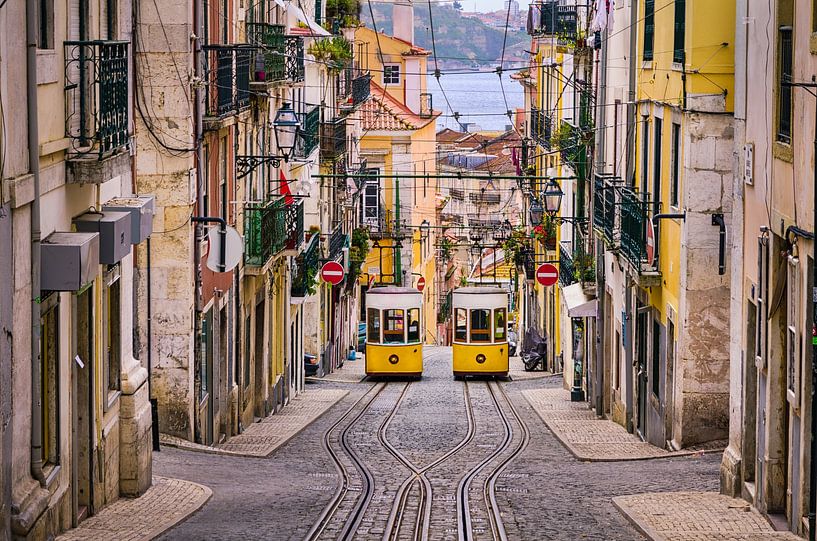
206 225 243 272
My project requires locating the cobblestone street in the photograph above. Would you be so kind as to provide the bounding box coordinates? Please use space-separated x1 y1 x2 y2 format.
151 347 721 540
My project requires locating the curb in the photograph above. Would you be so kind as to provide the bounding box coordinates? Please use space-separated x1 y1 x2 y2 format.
612 496 667 541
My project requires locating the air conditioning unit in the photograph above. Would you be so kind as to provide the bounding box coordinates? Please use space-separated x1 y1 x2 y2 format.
41 232 100 291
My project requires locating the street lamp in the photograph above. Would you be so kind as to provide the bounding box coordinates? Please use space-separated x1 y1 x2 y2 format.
272 102 300 162
529 197 544 226
542 179 564 217
420 219 430 239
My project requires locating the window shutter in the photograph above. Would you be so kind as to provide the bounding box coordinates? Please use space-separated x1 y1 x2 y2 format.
673 0 685 63
643 0 655 61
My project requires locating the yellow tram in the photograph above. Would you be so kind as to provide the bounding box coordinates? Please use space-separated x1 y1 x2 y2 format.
364 287 424 377
451 287 510 378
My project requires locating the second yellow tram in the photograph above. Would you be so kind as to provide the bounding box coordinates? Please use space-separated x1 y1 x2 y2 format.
451 287 510 378
364 287 424 377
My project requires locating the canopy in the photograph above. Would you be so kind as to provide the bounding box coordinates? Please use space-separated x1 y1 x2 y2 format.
561 283 597 318
287 2 331 36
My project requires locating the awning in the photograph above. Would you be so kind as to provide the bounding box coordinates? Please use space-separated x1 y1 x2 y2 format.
562 282 597 318
287 2 331 36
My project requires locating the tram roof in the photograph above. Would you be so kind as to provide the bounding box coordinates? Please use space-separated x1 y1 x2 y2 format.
453 286 508 295
367 286 422 295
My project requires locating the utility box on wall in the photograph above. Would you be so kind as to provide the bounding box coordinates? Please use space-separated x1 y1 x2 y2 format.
103 195 155 244
73 211 132 264
41 232 100 291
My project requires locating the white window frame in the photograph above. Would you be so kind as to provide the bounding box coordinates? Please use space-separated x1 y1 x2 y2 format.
362 179 380 228
786 255 801 409
383 64 400 85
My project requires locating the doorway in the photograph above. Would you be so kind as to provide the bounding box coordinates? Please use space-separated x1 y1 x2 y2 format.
254 298 266 417
73 285 95 521
636 307 648 439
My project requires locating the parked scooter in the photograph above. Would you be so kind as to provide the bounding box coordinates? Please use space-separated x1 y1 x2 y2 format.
520 328 548 372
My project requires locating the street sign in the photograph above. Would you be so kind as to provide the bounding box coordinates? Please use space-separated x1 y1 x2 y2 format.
416 276 426 292
646 219 656 267
536 263 559 287
321 261 345 285
206 225 243 273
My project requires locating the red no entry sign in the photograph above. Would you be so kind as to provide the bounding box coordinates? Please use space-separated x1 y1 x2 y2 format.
536 263 559 287
321 261 345 285
416 276 426 291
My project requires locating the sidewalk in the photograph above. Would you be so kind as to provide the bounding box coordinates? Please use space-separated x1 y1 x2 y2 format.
307 355 367 383
522 388 725 461
508 355 555 381
57 476 211 541
613 492 801 540
161 388 349 457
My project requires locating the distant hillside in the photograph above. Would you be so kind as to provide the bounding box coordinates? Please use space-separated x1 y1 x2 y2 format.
361 3 528 68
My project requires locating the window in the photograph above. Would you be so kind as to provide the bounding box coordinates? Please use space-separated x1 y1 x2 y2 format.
220 137 228 220
614 330 621 390
673 0 685 64
103 267 121 404
201 309 213 403
652 318 661 397
786 256 801 406
37 0 54 49
778 26 793 143
383 64 400 85
103 0 119 40
383 309 405 344
41 294 59 468
670 123 681 207
202 144 210 215
455 308 467 342
643 0 655 61
361 174 380 228
493 308 506 342
470 309 491 343
407 308 421 343
653 117 662 213
244 314 251 388
641 120 650 190
367 308 381 343
755 236 769 368
813 0 817 33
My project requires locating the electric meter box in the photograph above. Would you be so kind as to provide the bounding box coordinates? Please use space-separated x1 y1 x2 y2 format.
41 232 100 291
73 211 132 264
103 195 155 244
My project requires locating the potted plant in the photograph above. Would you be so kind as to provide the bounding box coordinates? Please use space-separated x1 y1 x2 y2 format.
346 226 370 290
532 216 557 250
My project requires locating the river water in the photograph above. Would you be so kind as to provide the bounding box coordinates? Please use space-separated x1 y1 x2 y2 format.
427 70 524 132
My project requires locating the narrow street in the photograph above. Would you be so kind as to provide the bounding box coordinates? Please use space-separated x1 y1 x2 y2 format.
153 347 720 541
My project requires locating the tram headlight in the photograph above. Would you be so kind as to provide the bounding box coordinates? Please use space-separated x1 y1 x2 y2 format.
389 354 399 365
476 354 486 364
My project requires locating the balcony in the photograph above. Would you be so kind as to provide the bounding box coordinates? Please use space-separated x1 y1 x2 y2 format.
328 223 348 261
321 117 347 159
294 107 320 159
469 192 501 204
247 23 286 84
528 2 578 39
291 233 321 298
530 106 552 150
285 36 305 82
522 246 536 281
559 241 576 287
64 41 131 182
619 188 651 271
352 72 372 105
593 174 620 246
203 45 252 123
450 188 465 200
558 120 587 176
244 198 304 267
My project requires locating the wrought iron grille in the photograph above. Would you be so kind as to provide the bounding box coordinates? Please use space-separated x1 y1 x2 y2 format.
236 46 252 110
64 40 130 157
559 120 586 175
531 106 552 150
531 2 577 38
352 73 371 105
246 23 286 83
321 117 347 159
328 223 347 261
285 36 305 82
292 233 321 297
593 175 618 244
295 107 320 158
559 241 576 287
619 188 650 270
244 197 304 265
203 45 251 118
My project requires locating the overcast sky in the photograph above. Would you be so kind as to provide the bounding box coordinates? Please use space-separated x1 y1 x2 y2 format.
461 0 530 12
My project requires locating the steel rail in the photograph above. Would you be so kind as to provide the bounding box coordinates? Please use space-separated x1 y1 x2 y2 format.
303 382 387 541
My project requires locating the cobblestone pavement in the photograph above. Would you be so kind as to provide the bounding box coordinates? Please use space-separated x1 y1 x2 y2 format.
523 388 726 461
307 356 366 383
57 477 211 541
613 492 801 540
161 388 348 457
154 347 721 540
508 355 554 381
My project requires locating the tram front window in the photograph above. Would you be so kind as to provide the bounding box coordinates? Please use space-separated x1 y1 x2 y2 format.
407 308 421 343
367 308 380 343
383 309 405 344
455 308 467 342
470 309 491 343
494 308 506 342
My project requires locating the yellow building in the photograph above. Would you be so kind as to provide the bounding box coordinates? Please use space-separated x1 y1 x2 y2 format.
355 15 439 343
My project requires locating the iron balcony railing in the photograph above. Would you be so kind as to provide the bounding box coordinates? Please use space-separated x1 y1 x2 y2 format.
291 233 321 297
246 23 286 83
352 72 372 105
203 45 252 118
469 192 501 204
294 107 320 158
285 36 305 82
619 188 651 270
450 188 465 200
559 119 586 175
244 197 304 266
64 40 130 158
530 106 552 150
522 247 537 281
528 2 578 38
328 223 348 261
321 117 347 159
559 240 576 287
593 175 619 245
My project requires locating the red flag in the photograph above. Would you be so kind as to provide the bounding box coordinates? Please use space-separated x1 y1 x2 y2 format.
279 170 294 205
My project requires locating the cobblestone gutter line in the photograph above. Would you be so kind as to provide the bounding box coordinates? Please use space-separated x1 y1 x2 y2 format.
613 492 801 541
307 357 366 383
508 356 557 381
57 476 211 541
522 388 725 461
161 388 349 457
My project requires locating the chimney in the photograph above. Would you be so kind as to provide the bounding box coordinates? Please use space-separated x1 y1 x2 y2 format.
393 0 414 44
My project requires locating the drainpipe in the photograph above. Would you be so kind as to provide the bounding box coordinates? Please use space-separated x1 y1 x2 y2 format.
26 0 46 485
594 26 609 417
625 0 638 186
192 0 204 443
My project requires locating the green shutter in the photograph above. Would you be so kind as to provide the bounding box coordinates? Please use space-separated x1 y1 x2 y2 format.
643 0 654 61
673 0 685 63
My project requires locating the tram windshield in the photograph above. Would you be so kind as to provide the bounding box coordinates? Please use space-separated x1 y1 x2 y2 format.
407 308 421 343
494 308 506 341
367 308 380 343
470 309 491 343
455 308 467 342
383 309 405 344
